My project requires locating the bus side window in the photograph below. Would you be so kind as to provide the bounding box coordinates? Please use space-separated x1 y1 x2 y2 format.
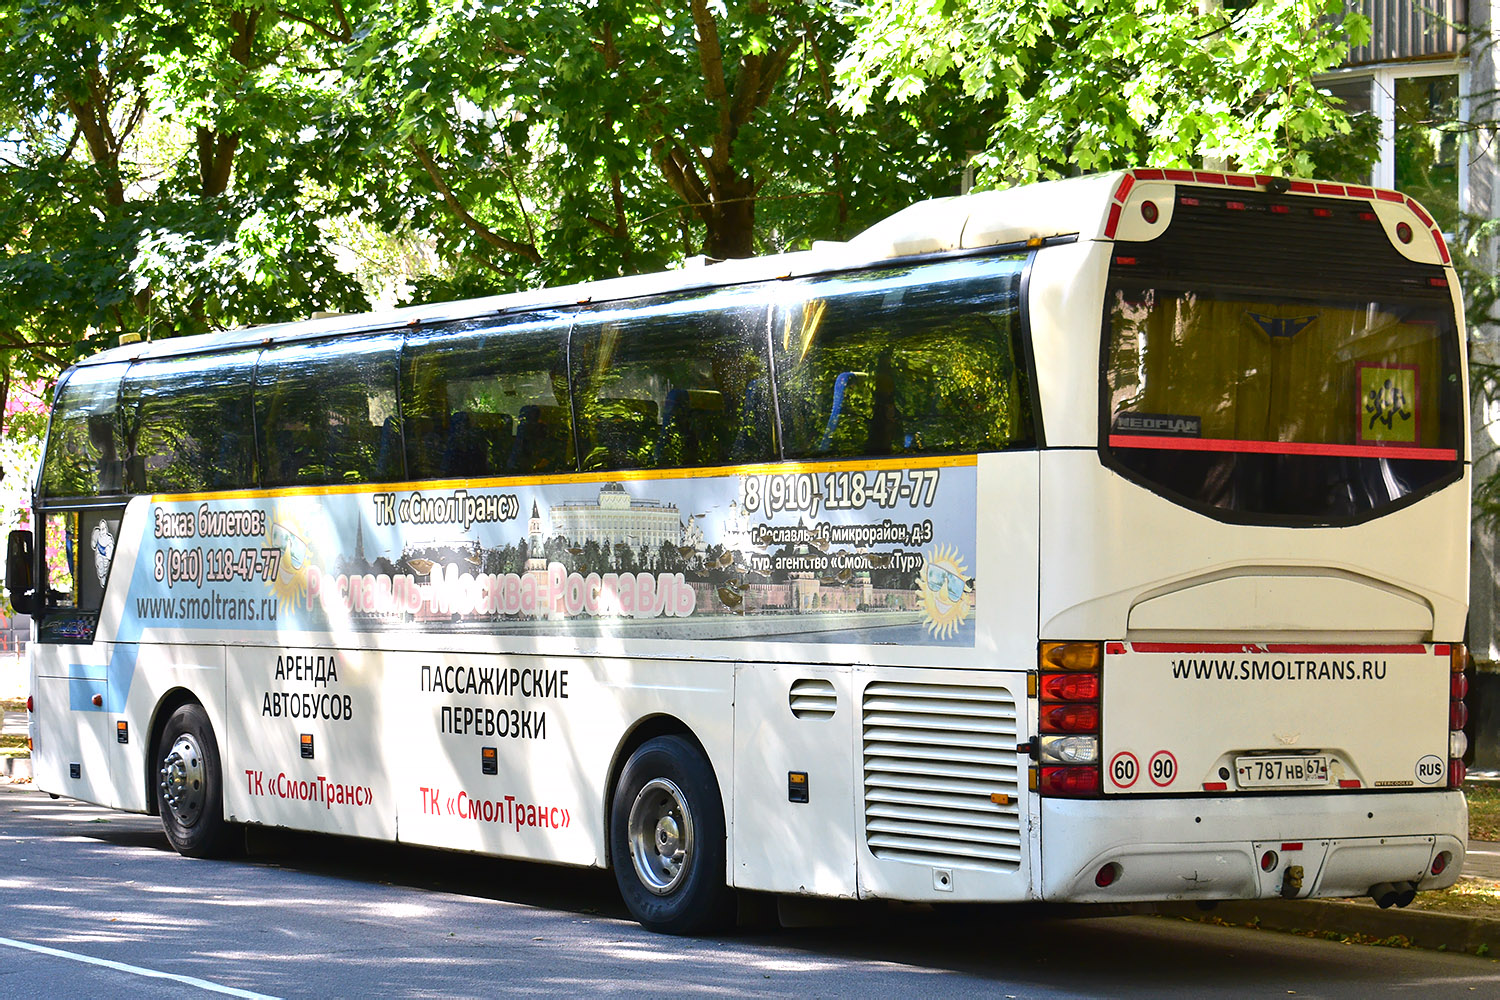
771 255 1035 460
121 350 258 493
256 333 404 488
569 285 774 472
401 312 575 480
39 363 130 500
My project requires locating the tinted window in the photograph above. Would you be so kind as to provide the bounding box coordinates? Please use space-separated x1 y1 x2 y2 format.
40 363 129 498
569 285 775 472
772 255 1033 459
403 312 574 478
121 350 258 493
1102 187 1464 524
256 334 404 487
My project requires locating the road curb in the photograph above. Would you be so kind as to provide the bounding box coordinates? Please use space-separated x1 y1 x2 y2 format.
1154 898 1500 955
0 756 31 780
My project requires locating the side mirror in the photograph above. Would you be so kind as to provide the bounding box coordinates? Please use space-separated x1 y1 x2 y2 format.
6 529 35 616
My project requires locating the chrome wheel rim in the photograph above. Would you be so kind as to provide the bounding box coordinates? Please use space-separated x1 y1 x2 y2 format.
159 733 205 828
627 778 693 895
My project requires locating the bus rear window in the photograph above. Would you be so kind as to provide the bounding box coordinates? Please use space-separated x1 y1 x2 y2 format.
1103 285 1463 523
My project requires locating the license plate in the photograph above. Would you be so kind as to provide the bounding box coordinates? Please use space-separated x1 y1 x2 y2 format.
1234 755 1330 788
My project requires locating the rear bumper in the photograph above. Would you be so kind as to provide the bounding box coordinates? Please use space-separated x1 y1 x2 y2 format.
1039 790 1466 902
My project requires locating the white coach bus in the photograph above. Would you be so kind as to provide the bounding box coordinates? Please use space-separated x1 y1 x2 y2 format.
7 169 1470 933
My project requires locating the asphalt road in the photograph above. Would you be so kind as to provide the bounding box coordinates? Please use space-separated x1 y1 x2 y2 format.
3 782 1500 999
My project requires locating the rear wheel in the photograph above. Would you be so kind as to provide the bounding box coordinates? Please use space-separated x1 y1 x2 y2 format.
156 703 235 858
610 735 733 934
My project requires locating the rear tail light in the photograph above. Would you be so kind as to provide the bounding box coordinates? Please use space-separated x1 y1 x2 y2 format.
1035 642 1103 797
1041 672 1099 701
1449 644 1470 788
1396 221 1414 243
1041 703 1099 733
1040 766 1101 796
26 695 33 713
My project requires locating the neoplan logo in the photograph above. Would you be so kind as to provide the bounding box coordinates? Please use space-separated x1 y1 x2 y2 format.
1113 412 1202 437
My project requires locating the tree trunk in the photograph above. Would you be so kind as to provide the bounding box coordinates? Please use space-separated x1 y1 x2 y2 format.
701 175 756 259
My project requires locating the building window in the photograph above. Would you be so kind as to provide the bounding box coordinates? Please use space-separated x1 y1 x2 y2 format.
1394 74 1461 233
1318 65 1465 234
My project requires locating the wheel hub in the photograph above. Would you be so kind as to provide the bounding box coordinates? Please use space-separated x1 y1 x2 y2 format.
159 733 205 827
627 778 693 895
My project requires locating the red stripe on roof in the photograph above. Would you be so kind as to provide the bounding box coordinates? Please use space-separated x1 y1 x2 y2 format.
1165 169 1195 181
1407 198 1434 227
1315 183 1346 196
1114 174 1136 203
1434 230 1451 263
1376 189 1406 202
1347 186 1375 199
1197 172 1227 185
1227 174 1256 187
1135 168 1166 181
1108 435 1456 462
1128 643 1427 654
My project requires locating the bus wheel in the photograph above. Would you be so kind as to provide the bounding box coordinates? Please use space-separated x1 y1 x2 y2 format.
610 735 732 934
156 703 234 858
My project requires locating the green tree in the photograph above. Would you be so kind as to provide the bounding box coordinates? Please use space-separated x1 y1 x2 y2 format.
0 2 371 392
347 0 983 296
836 0 1372 185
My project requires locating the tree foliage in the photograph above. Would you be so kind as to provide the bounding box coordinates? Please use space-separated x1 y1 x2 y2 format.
837 0 1372 185
0 0 1392 426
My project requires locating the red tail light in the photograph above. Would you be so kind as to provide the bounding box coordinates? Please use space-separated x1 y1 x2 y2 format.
1040 672 1099 701
1040 766 1101 797
1041 703 1100 733
1450 760 1467 787
26 695 33 713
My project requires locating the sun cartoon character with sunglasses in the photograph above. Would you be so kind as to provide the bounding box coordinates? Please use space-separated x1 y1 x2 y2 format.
919 543 973 639
266 514 314 610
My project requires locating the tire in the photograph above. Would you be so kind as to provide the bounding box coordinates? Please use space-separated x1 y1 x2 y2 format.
610 735 733 935
156 703 236 858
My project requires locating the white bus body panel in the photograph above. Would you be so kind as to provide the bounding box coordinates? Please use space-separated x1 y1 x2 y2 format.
1038 451 1469 642
31 644 117 807
732 662 859 896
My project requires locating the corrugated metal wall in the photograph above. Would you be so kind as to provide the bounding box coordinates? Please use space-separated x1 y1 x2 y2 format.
1346 0 1467 65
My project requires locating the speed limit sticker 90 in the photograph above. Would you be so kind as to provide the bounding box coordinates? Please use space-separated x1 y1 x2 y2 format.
1148 750 1178 787
1109 752 1140 788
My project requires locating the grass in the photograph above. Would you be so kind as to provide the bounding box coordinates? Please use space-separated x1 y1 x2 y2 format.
1468 782 1500 842
0 699 21 713
0 733 25 749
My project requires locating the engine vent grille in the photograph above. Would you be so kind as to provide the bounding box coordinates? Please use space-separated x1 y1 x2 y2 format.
789 678 837 720
862 680 1021 873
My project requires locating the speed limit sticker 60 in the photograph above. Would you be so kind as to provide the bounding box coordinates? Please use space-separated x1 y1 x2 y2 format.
1109 752 1140 788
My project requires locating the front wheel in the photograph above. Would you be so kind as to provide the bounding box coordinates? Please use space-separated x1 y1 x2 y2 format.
156 703 236 858
610 735 733 934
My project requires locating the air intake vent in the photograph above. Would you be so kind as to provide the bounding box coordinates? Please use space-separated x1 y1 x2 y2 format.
789 678 837 720
862 680 1021 873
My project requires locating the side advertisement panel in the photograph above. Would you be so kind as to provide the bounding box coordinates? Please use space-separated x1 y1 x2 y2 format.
120 457 978 651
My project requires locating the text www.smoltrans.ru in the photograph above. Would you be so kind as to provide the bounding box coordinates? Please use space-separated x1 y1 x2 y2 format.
135 593 279 623
1170 658 1389 681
